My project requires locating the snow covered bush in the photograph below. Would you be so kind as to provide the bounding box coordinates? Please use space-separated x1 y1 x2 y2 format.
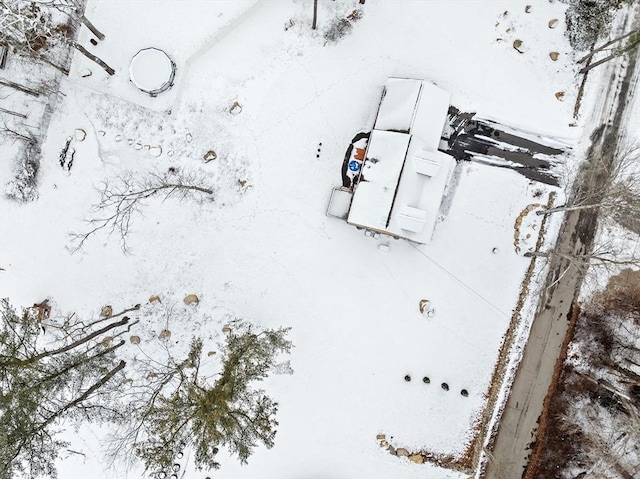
564 0 636 50
323 18 353 43
4 143 40 202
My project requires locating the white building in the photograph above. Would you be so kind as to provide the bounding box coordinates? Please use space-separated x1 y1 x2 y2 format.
346 78 455 244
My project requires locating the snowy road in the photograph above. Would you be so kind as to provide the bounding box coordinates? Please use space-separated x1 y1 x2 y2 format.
483 6 640 479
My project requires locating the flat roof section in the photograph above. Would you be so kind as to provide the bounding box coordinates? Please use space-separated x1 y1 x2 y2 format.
326 188 353 220
373 78 422 133
347 130 411 231
385 138 455 243
411 80 451 150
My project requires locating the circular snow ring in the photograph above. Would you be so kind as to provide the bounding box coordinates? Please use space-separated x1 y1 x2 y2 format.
129 48 175 96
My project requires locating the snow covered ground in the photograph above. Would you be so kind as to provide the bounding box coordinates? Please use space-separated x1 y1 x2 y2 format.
0 1 587 478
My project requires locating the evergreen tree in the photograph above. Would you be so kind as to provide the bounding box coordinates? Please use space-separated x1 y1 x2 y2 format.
0 300 134 479
565 0 638 51
127 326 292 472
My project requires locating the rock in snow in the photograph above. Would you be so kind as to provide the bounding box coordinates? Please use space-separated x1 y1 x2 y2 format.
183 294 199 305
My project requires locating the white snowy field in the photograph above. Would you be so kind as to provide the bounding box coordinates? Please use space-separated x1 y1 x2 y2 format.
0 1 584 478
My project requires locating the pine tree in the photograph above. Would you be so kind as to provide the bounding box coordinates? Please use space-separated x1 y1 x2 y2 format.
127 326 292 472
0 300 134 479
565 0 638 51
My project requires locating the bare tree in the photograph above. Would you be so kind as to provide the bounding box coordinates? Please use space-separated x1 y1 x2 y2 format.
0 119 36 143
0 78 41 97
525 241 640 274
42 0 106 41
69 170 215 253
579 27 640 74
578 26 640 63
530 269 640 478
537 145 640 232
0 0 113 75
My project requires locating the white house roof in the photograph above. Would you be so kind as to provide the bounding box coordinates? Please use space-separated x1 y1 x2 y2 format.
326 187 353 220
347 78 454 244
411 80 451 150
347 130 410 231
373 78 422 133
411 146 442 177
385 138 455 243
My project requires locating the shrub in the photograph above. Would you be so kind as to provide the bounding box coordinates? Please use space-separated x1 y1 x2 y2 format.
565 0 615 50
324 18 353 44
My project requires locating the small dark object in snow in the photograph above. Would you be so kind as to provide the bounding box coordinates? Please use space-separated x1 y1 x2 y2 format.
423 376 430 384
59 137 72 168
67 149 75 171
441 382 449 391
80 69 92 78
492 247 499 254
90 38 98 46
347 9 363 21
461 389 469 397
404 375 411 382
